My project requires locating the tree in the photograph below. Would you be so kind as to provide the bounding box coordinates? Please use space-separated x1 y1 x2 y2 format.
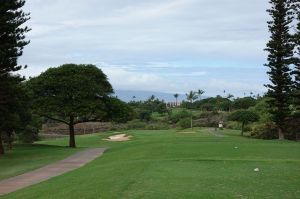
0 75 38 152
265 0 294 139
291 0 300 113
0 0 30 75
0 76 23 153
186 91 198 103
185 91 198 129
229 110 259 136
149 95 156 101
233 97 257 110
104 97 134 123
0 0 30 155
226 94 234 100
26 64 114 148
174 93 179 106
197 89 205 100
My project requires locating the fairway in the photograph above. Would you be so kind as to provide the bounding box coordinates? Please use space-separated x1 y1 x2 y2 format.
1 129 300 199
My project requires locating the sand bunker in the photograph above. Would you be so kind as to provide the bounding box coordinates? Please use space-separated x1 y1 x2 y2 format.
103 133 132 142
178 131 196 134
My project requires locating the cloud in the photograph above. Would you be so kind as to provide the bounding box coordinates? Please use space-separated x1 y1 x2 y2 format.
100 65 178 93
19 0 271 96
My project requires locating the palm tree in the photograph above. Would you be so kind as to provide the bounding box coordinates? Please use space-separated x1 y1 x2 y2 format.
226 93 234 100
197 89 205 100
250 91 254 97
185 91 198 129
174 93 179 106
186 91 198 103
226 93 234 112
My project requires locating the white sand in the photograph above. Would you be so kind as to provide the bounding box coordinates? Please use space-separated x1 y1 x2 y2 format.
103 133 132 142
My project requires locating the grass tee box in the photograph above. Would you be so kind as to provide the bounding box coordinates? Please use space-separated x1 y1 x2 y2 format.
1 129 300 199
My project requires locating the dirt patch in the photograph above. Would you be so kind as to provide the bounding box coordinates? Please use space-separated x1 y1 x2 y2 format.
103 133 132 142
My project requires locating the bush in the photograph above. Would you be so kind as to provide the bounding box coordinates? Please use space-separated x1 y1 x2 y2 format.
126 120 147 130
192 119 218 128
226 121 242 130
18 125 39 143
227 121 252 132
169 110 191 123
177 118 191 129
285 117 300 140
139 110 152 122
145 122 170 130
250 122 278 139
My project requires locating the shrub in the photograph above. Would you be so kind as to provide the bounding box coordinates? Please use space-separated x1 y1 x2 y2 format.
285 117 300 140
177 118 191 129
145 122 170 130
18 125 39 143
226 121 242 130
126 120 147 130
139 110 152 122
250 122 278 139
169 110 191 123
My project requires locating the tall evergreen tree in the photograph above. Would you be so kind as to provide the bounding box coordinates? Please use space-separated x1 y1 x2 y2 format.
0 0 30 154
291 0 300 112
265 0 294 139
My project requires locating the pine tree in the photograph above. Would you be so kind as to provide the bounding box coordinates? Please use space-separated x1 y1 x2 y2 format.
291 0 300 112
0 0 30 74
0 0 30 154
265 0 294 140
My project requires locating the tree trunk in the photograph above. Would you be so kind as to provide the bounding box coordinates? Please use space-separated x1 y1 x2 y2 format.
278 127 285 140
69 116 76 148
0 133 4 155
241 122 245 136
6 131 13 150
191 116 193 130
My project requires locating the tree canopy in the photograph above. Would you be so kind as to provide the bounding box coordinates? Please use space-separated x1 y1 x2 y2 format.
229 110 259 136
26 64 117 148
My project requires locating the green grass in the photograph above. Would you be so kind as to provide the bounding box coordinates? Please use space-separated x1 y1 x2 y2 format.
0 144 80 180
1 129 300 199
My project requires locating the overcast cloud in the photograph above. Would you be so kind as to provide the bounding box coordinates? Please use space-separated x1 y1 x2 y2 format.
19 0 270 96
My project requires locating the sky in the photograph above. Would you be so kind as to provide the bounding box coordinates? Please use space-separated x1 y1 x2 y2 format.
19 0 270 97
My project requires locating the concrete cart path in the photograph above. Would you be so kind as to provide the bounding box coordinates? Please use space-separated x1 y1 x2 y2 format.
0 148 106 196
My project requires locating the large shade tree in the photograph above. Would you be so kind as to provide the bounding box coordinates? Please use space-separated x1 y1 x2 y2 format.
0 0 30 154
26 64 116 148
